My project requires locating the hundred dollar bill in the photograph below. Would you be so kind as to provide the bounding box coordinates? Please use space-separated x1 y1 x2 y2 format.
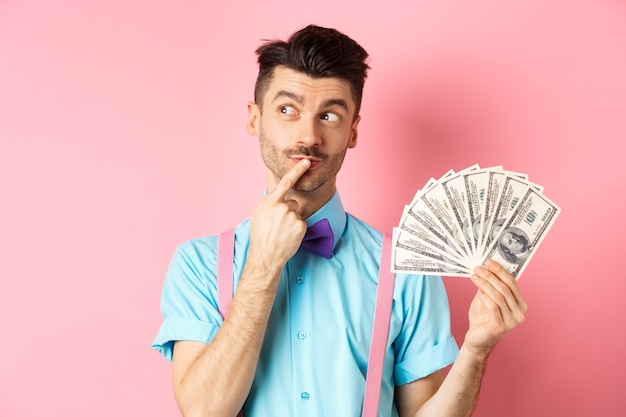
441 172 476 256
407 166 477 206
398 206 468 262
481 187 560 279
415 180 473 260
463 168 497 264
407 167 460 207
405 201 469 263
480 171 521 254
481 175 544 257
392 244 472 277
393 227 472 272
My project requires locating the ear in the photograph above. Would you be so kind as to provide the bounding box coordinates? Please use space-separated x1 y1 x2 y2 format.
247 101 260 136
347 115 360 149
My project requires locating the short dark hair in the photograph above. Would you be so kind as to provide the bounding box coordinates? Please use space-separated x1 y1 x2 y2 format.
254 25 370 118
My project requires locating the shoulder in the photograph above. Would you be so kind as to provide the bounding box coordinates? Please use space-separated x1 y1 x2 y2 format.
176 234 218 255
173 235 218 270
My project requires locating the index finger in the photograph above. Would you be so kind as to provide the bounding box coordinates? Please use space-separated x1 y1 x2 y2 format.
478 260 527 310
271 159 311 200
484 259 518 287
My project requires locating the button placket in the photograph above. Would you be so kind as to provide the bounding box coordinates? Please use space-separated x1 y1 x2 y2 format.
288 263 316 412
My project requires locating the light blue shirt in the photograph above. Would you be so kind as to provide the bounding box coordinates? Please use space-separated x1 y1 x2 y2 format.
152 191 458 417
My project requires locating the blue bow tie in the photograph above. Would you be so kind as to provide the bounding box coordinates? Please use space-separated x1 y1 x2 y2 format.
301 218 335 259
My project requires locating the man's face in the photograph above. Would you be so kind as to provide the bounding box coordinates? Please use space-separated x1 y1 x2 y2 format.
501 231 525 253
247 66 360 193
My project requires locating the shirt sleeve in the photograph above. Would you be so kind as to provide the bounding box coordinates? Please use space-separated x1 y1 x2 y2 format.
151 237 224 361
393 274 459 385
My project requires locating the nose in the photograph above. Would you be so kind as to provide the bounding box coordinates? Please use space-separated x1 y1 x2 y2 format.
297 117 322 147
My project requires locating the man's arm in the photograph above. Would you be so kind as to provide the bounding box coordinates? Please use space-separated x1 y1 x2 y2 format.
171 159 312 417
396 259 527 417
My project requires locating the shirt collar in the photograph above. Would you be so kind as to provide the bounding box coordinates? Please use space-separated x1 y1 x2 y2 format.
305 191 346 252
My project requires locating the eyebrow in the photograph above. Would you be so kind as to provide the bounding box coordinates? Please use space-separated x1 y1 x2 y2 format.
323 98 349 113
272 90 350 113
273 90 304 105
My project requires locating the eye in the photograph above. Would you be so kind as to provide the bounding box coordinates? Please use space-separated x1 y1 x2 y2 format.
280 105 297 115
321 112 340 122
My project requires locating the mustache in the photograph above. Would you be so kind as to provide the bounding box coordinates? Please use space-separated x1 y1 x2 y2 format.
284 146 326 159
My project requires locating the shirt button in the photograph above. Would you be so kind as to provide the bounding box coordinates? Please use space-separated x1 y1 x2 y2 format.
296 276 305 284
297 331 307 340
301 392 310 400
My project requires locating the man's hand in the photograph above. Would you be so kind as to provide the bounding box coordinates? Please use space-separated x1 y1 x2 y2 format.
248 159 311 274
465 259 528 357
395 260 527 417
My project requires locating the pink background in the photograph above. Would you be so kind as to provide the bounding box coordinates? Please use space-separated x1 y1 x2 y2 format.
1 1 625 415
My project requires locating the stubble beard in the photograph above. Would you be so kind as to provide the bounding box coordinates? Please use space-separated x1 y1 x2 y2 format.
259 130 347 193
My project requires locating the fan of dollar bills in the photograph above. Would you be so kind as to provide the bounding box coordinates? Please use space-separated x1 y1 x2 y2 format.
392 164 560 279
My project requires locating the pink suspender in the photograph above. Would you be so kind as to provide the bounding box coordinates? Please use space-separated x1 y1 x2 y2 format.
216 229 242 417
217 228 235 319
361 232 395 417
216 229 395 417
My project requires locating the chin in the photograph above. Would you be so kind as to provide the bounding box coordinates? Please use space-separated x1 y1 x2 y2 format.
293 182 322 193
293 175 329 193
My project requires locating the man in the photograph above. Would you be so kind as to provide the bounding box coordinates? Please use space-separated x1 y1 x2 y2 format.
152 24 527 417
